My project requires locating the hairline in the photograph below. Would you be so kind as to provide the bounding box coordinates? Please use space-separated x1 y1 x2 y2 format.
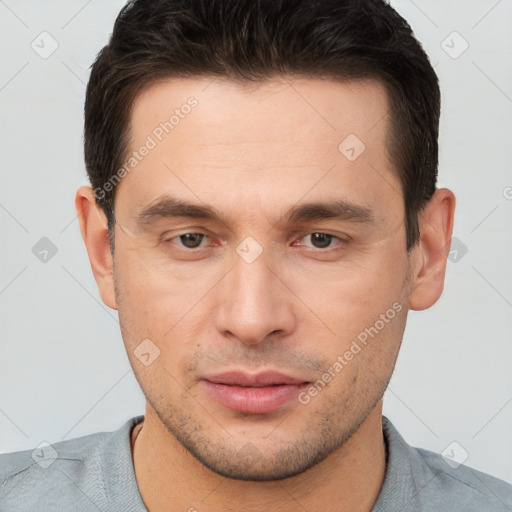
105 72 422 254
110 72 402 207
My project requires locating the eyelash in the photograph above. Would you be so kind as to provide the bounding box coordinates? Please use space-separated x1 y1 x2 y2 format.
163 232 348 251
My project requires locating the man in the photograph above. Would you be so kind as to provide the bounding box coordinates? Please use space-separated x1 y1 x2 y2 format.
1 0 510 510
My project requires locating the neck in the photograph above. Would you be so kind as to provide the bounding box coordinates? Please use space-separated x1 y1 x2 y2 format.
132 402 386 512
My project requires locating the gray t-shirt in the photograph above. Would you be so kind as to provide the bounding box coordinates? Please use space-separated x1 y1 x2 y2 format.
1 415 511 511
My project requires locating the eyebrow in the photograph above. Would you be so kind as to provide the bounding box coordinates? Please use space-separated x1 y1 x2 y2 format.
135 194 375 228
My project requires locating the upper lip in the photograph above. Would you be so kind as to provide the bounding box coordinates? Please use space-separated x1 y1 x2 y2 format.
203 370 308 387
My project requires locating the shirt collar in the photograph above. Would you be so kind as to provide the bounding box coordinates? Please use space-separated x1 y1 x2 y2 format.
118 414 422 511
372 416 421 511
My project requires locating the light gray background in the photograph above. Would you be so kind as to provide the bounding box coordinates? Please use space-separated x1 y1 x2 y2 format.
1 0 511 484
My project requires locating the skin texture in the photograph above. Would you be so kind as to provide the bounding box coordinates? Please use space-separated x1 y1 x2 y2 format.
76 76 455 511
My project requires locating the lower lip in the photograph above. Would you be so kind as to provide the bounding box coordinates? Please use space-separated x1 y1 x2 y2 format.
202 380 308 414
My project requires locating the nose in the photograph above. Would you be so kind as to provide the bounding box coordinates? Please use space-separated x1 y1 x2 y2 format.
214 248 297 345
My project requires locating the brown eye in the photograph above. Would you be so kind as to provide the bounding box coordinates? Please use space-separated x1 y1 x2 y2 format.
298 232 341 249
176 233 206 249
309 233 334 249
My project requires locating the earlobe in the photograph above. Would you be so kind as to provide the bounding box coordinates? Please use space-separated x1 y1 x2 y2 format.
75 186 118 310
408 188 456 311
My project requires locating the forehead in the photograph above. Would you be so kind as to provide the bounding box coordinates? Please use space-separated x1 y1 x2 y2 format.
115 76 402 228
130 75 391 156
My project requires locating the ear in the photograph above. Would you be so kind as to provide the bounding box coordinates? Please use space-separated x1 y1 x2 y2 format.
408 188 456 311
75 186 117 310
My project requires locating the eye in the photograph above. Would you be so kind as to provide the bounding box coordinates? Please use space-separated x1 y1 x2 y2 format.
295 232 346 250
167 233 208 249
164 231 346 252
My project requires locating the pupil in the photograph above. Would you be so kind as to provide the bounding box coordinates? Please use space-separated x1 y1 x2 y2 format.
180 233 203 248
311 233 332 248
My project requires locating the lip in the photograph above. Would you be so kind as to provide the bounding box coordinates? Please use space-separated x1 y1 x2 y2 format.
203 370 306 387
202 371 309 414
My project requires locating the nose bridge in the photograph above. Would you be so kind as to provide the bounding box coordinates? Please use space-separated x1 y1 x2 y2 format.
233 250 274 307
214 244 295 344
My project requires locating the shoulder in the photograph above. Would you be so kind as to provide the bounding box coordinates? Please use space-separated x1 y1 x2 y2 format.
411 445 512 510
379 417 512 512
0 415 144 512
373 417 512 512
0 431 109 511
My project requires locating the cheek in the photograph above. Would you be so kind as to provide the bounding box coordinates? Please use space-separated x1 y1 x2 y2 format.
288 251 408 339
113 250 224 368
115 243 221 313
311 300 407 409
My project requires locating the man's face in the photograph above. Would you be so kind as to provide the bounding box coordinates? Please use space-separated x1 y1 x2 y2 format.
112 77 413 480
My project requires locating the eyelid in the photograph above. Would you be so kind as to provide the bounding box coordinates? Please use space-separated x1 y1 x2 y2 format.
290 227 351 240
163 232 212 248
161 230 350 251
293 232 349 250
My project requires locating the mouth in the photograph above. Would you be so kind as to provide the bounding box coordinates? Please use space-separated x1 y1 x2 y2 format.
201 371 310 414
